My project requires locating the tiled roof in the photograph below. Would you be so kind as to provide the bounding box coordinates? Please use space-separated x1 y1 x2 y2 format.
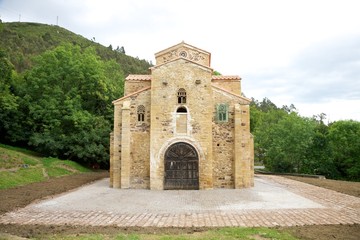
212 75 241 80
125 75 151 81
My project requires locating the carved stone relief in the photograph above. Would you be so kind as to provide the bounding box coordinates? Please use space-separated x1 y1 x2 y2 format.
161 48 206 65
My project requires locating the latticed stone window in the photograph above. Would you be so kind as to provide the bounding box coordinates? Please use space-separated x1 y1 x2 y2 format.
137 105 145 122
177 88 186 104
216 104 228 122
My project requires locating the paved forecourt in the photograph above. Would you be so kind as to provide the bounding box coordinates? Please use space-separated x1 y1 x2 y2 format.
1 175 359 227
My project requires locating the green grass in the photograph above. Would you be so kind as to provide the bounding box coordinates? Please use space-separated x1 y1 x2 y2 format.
37 227 298 240
0 168 44 189
23 156 40 166
0 144 42 169
61 160 91 172
41 157 91 177
215 227 296 239
46 166 72 178
0 144 91 189
0 143 43 156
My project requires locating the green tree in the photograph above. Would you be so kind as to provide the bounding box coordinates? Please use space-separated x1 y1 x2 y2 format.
0 48 20 143
328 120 360 181
251 97 359 180
251 98 288 165
263 113 316 172
0 19 3 33
303 114 338 178
0 49 17 111
251 98 317 173
213 70 221 76
6 44 124 165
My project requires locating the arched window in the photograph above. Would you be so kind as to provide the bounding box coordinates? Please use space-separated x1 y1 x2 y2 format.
176 106 188 134
137 105 145 122
176 106 187 113
177 88 186 104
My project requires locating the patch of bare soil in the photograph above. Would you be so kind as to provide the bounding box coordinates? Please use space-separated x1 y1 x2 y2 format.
0 225 210 239
0 171 109 215
0 173 359 239
280 176 360 239
284 176 360 197
280 224 360 240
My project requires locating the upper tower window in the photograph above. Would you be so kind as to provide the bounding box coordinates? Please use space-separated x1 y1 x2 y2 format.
137 105 145 122
177 88 186 104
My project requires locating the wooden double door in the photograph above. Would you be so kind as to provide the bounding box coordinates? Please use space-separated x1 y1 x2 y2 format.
164 142 199 190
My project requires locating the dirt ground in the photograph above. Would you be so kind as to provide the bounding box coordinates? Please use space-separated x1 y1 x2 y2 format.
284 175 360 197
0 171 109 215
0 172 359 239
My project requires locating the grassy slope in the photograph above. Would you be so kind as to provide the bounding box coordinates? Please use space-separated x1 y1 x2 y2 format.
0 22 152 75
0 144 91 189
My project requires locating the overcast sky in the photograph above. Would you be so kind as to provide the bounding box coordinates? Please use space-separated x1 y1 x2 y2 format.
1 0 359 121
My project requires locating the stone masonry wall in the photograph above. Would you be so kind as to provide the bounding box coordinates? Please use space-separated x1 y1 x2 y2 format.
212 91 235 188
235 103 254 188
112 103 123 188
212 80 241 95
109 132 114 187
212 88 252 188
124 80 151 95
150 58 214 190
129 91 151 188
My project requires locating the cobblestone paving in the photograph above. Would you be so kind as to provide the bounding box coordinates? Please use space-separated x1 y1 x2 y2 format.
0 175 359 227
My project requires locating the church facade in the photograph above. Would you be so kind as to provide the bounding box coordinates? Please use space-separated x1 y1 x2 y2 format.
109 42 254 190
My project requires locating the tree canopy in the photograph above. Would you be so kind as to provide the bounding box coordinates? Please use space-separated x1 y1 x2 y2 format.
0 44 124 166
251 99 360 181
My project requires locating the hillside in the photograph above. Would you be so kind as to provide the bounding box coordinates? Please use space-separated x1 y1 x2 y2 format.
0 144 92 189
0 22 151 75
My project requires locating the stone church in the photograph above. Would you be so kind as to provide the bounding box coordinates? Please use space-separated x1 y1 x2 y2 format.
109 42 254 190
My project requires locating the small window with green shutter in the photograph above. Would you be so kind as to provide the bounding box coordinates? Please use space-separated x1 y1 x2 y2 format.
216 103 228 122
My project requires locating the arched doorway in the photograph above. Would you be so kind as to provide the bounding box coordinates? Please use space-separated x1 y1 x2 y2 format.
164 142 199 190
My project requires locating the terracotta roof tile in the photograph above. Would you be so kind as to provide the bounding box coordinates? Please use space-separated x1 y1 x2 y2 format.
126 75 151 81
212 75 241 80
